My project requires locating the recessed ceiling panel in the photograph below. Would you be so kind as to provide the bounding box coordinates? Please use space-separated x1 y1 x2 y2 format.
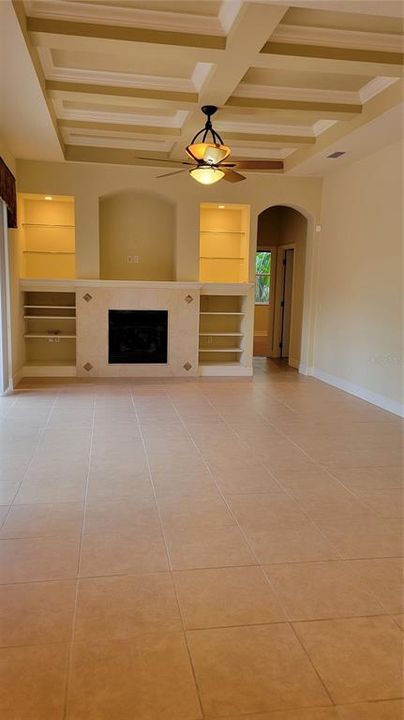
281 7 404 35
242 68 372 92
50 47 198 78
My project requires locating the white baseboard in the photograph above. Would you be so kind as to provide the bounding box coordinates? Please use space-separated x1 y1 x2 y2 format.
307 366 403 418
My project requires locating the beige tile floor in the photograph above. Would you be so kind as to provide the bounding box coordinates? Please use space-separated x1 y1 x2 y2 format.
0 360 403 719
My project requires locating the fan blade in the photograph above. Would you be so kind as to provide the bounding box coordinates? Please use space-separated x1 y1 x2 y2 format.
222 169 246 183
234 160 283 170
156 169 187 179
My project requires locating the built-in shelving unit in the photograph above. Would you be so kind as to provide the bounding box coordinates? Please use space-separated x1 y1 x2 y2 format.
19 195 76 279
22 291 77 377
199 204 250 283
198 287 254 376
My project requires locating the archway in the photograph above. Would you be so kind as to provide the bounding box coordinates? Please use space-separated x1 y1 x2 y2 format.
253 204 310 371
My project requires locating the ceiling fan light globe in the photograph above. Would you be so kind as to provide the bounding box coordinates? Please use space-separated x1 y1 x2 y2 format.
186 143 230 163
203 144 231 164
189 167 225 185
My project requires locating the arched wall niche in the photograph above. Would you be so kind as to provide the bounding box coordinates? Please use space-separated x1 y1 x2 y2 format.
99 189 176 281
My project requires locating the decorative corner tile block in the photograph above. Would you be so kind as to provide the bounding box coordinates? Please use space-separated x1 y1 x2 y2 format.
83 362 93 372
184 295 194 304
83 293 93 303
183 362 192 371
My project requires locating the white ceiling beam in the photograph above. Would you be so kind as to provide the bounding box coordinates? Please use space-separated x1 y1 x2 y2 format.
26 16 226 50
169 2 290 161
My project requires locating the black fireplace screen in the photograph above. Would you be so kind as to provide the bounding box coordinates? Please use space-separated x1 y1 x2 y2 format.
108 310 168 364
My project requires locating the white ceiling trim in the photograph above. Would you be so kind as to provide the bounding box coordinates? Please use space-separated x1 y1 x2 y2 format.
24 0 225 36
271 24 403 53
53 99 189 128
217 120 316 136
38 47 199 93
230 145 294 159
218 0 243 34
312 119 338 135
359 76 399 102
233 82 361 104
260 1 404 20
191 62 214 91
62 129 176 151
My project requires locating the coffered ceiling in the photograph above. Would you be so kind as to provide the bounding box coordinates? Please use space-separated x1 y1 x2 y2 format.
10 0 404 173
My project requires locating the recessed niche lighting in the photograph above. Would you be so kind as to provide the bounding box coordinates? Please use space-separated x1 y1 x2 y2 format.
327 151 346 159
44 195 53 200
218 205 225 209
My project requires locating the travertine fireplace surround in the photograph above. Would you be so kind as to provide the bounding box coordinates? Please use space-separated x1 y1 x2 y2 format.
77 282 200 378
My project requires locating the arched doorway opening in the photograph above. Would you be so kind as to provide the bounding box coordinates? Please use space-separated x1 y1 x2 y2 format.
253 205 308 369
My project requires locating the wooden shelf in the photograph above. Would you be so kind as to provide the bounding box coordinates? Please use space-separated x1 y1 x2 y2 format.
199 332 243 337
200 311 244 316
200 230 245 234
24 315 76 319
23 251 75 255
24 333 76 339
199 348 243 353
23 223 75 229
199 361 244 366
24 305 75 309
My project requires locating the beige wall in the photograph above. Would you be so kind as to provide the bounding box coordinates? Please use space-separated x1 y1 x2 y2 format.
314 139 403 414
99 190 175 281
16 160 322 283
0 136 24 382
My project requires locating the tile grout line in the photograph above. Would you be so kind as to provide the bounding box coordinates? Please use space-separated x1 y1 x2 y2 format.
167 391 340 708
164 391 331 638
0 612 401 653
198 385 403 554
193 388 404 612
130 386 205 720
61 389 96 720
0 391 60 530
187 385 346 561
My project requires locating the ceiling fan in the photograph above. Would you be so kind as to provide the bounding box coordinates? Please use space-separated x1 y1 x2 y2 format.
138 105 283 185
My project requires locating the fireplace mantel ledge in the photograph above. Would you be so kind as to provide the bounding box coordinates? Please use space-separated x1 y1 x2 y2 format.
20 279 254 294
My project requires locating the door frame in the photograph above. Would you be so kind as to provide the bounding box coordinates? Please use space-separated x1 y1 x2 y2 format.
0 200 13 393
269 243 296 361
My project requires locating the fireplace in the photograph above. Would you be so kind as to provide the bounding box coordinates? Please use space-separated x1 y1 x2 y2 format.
108 310 168 364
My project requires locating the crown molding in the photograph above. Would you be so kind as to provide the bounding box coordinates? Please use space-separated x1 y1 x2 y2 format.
39 48 212 94
272 23 404 53
234 82 360 105
229 146 295 159
25 0 225 36
191 63 214 91
217 120 316 136
53 99 189 128
218 0 243 34
359 76 399 102
61 129 175 152
312 120 338 136
59 119 181 137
